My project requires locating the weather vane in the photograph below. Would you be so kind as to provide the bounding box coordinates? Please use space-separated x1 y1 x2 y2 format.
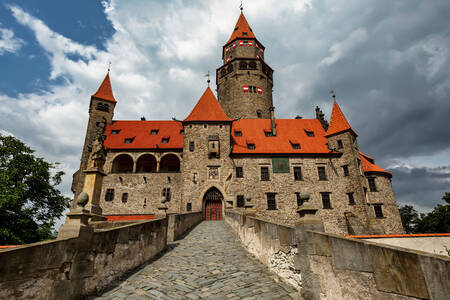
108 61 111 73
205 71 210 87
330 90 336 100
240 1 243 12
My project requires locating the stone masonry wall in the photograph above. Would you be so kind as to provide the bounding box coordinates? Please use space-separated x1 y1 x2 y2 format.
167 211 203 242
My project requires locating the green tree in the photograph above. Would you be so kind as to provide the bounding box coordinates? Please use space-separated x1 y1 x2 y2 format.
0 135 70 245
415 193 450 233
398 205 419 234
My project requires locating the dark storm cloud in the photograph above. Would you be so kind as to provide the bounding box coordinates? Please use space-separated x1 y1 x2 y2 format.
389 165 450 211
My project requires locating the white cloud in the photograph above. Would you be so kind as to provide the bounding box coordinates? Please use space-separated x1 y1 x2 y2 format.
0 27 24 54
320 28 368 66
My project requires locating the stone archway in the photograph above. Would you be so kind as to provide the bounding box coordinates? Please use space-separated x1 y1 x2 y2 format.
203 187 223 221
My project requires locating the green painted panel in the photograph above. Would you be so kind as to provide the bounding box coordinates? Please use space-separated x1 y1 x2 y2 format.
272 157 290 173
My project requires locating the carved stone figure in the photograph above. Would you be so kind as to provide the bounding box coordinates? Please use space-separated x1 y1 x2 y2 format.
87 136 106 171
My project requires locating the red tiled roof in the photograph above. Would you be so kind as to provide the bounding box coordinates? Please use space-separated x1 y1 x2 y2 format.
326 101 354 137
231 119 332 154
360 152 392 177
226 12 256 45
104 121 183 149
184 88 231 122
92 73 116 103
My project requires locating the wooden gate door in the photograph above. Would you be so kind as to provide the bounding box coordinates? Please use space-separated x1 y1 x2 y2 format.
204 188 223 221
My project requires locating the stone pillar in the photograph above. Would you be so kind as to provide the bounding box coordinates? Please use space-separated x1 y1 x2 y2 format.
83 169 107 221
58 192 93 239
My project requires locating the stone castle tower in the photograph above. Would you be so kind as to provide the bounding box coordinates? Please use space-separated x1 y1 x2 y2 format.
216 12 274 119
71 73 116 201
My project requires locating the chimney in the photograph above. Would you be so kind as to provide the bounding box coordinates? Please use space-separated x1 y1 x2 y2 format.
315 106 329 131
270 106 277 136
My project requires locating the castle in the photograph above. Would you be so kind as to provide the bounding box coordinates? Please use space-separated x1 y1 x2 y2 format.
71 11 403 235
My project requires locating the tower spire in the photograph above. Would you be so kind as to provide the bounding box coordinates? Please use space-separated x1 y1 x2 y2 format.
92 73 116 103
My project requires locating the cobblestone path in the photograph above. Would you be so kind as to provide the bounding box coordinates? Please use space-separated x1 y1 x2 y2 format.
96 221 297 300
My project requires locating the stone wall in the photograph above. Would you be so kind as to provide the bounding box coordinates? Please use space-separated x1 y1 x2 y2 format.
167 211 203 242
0 218 167 299
225 211 301 291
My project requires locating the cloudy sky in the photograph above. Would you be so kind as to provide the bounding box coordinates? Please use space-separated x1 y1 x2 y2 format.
0 0 449 219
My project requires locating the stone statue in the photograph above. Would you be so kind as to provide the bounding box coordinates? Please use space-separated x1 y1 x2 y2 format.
87 136 106 171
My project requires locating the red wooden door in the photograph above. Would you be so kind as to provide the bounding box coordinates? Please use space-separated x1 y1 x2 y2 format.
203 187 223 221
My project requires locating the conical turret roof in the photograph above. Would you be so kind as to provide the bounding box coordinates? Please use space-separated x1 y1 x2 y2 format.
226 12 256 44
326 101 356 136
184 87 231 122
92 73 116 103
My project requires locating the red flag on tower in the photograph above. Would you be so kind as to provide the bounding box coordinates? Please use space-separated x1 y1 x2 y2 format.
248 41 253 46
257 87 263 94
243 85 249 92
226 57 231 63
239 41 244 46
232 43 236 48
225 47 229 53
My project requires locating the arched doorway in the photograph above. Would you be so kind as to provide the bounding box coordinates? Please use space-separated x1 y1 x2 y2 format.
203 187 223 221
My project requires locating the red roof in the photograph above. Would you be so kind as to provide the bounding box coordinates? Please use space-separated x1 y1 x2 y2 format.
104 121 183 149
226 12 256 45
360 152 392 177
92 73 116 103
326 101 354 137
231 119 332 154
184 88 231 122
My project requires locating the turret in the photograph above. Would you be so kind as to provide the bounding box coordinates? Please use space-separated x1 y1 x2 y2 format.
216 11 274 119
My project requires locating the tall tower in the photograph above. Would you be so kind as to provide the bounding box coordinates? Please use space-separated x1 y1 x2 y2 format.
216 11 274 119
72 73 116 201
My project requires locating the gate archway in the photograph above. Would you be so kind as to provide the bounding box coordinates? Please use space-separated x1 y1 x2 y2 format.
203 187 223 221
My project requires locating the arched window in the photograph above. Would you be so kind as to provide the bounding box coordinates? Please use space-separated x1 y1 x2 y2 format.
227 64 234 73
111 154 133 173
239 61 247 70
248 61 256 70
159 154 180 172
136 154 157 173
221 68 226 77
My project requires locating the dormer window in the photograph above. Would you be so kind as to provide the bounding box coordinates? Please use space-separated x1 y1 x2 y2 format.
234 130 242 136
180 130 184 135
247 143 255 150
111 130 120 135
234 27 238 31
291 143 300 149
305 130 314 137
124 137 134 144
150 129 159 135
242 32 248 36
264 130 273 137
161 137 170 144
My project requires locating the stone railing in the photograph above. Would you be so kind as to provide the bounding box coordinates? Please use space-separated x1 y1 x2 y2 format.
167 211 203 242
225 210 450 299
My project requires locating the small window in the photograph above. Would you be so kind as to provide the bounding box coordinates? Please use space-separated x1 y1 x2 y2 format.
180 130 184 135
186 202 192 211
121 192 128 203
267 193 277 210
318 166 327 181
96 102 109 112
237 195 244 207
234 130 242 136
150 129 159 135
342 165 349 177
305 130 314 137
357 159 363 175
111 130 120 135
368 178 377 192
161 137 170 144
242 32 248 36
296 192 303 207
293 167 302 181
291 143 300 150
261 167 270 181
189 141 195 152
337 140 343 149
264 130 273 137
203 125 207 128
321 193 332 209
257 111 262 118
247 143 255 150
162 188 171 202
347 192 355 205
105 189 114 201
124 137 134 144
248 61 256 70
374 205 383 218
236 166 243 178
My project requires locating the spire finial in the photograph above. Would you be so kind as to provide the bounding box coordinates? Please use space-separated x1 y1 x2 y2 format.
107 61 111 73
240 1 243 12
330 90 336 100
205 71 210 87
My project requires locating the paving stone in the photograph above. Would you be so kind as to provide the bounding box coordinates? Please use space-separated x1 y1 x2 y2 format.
99 221 296 299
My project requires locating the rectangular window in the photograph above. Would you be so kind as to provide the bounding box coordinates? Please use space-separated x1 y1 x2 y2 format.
261 167 270 181
264 130 273 137
347 192 355 205
247 143 255 150
368 178 377 192
124 137 134 144
189 141 194 152
150 129 159 135
342 165 349 176
111 130 120 135
291 143 300 149
305 130 314 137
321 192 332 209
162 188 171 202
237 195 244 207
296 192 303 207
105 189 114 201
337 139 343 149
186 203 192 211
121 192 128 203
318 166 327 181
234 130 242 136
161 137 170 144
96 102 109 112
293 167 302 181
374 205 383 218
236 166 243 178
267 193 277 210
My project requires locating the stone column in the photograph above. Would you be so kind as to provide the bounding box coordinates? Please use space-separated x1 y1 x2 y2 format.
83 169 107 221
58 192 93 239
